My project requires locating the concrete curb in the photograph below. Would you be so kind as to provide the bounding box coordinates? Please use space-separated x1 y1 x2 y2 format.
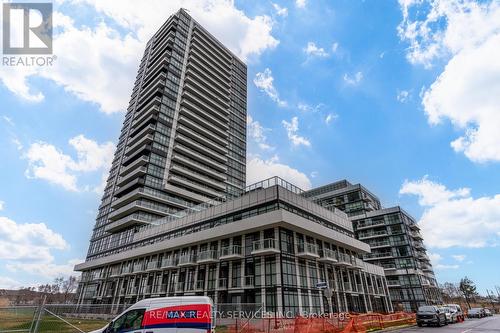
368 324 417 332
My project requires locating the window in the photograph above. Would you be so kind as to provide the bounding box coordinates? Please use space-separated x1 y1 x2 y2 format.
110 308 145 332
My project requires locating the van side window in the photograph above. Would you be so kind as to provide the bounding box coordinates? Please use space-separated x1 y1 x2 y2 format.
110 308 145 332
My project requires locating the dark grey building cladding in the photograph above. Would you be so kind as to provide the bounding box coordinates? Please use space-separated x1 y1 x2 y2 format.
302 180 443 312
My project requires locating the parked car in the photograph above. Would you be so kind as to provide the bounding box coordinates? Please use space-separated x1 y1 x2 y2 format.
468 307 486 318
416 305 447 327
88 296 214 333
445 304 464 321
441 306 458 323
484 308 493 316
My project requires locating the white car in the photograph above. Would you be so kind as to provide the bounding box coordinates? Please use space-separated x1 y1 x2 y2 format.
441 306 458 323
89 296 214 333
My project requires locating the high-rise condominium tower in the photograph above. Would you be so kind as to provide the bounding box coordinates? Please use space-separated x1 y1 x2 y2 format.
86 9 247 262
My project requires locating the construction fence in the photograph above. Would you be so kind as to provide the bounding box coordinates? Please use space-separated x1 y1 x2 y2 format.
221 312 416 333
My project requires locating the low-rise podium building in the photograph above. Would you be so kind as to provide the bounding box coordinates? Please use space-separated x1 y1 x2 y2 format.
75 178 393 314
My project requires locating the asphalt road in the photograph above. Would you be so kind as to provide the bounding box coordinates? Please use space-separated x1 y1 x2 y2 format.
392 315 500 333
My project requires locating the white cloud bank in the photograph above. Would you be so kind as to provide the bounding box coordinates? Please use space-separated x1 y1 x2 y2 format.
0 1 279 113
24 135 114 192
398 0 500 163
400 176 500 248
247 156 312 190
0 215 82 281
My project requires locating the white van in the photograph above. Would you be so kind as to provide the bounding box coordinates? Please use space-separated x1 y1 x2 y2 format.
89 296 214 333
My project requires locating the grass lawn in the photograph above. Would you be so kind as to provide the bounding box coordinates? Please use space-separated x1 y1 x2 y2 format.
0 309 109 332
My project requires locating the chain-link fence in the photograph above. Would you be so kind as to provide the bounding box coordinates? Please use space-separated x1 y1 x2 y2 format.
0 303 113 333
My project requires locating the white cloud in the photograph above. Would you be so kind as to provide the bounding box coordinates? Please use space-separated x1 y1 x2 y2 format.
428 252 459 270
400 175 470 206
397 90 411 103
282 117 311 147
23 135 114 192
452 254 466 262
325 113 338 125
0 215 79 281
247 155 312 190
304 42 329 58
272 3 288 17
343 71 363 85
247 115 274 151
0 201 4 211
400 176 500 248
6 258 83 279
0 276 23 290
0 1 278 113
254 68 287 107
399 0 500 163
297 102 324 113
0 216 67 263
295 0 307 9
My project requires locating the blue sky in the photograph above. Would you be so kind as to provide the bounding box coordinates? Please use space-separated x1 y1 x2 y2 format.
1 0 500 295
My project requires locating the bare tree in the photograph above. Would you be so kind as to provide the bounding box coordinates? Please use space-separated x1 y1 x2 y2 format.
61 276 78 302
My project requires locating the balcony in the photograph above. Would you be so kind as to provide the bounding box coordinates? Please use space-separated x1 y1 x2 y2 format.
145 261 160 272
172 153 226 181
369 240 391 249
118 155 149 178
356 219 385 230
381 263 397 271
297 243 320 259
363 252 393 260
197 250 219 264
110 268 121 277
358 230 389 240
387 280 401 287
354 258 366 269
170 164 226 191
161 258 176 269
124 134 153 156
319 249 338 264
336 253 354 266
251 239 280 256
168 174 223 198
178 254 196 267
104 213 152 233
121 265 133 275
220 245 244 260
133 264 144 273
343 282 352 292
411 230 423 240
